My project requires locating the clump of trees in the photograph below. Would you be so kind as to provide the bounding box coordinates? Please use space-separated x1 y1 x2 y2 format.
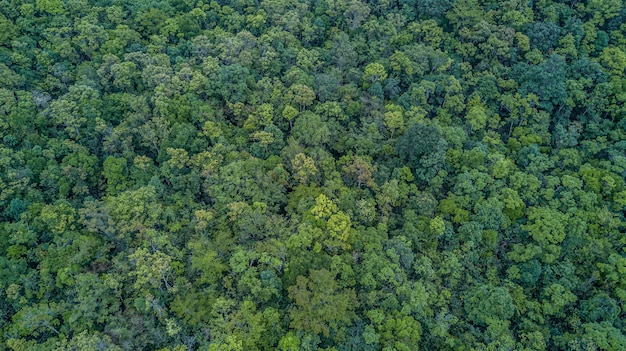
1 0 626 350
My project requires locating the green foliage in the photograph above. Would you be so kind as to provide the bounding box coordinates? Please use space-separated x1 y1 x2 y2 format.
288 269 357 337
465 285 515 326
1 0 625 349
102 156 128 195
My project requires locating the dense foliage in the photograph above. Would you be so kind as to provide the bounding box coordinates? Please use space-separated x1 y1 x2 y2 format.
1 0 626 350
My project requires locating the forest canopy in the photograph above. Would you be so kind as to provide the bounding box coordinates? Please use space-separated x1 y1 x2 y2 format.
1 0 626 350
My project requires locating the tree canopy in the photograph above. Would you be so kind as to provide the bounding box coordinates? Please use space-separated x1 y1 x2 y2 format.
1 0 626 350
